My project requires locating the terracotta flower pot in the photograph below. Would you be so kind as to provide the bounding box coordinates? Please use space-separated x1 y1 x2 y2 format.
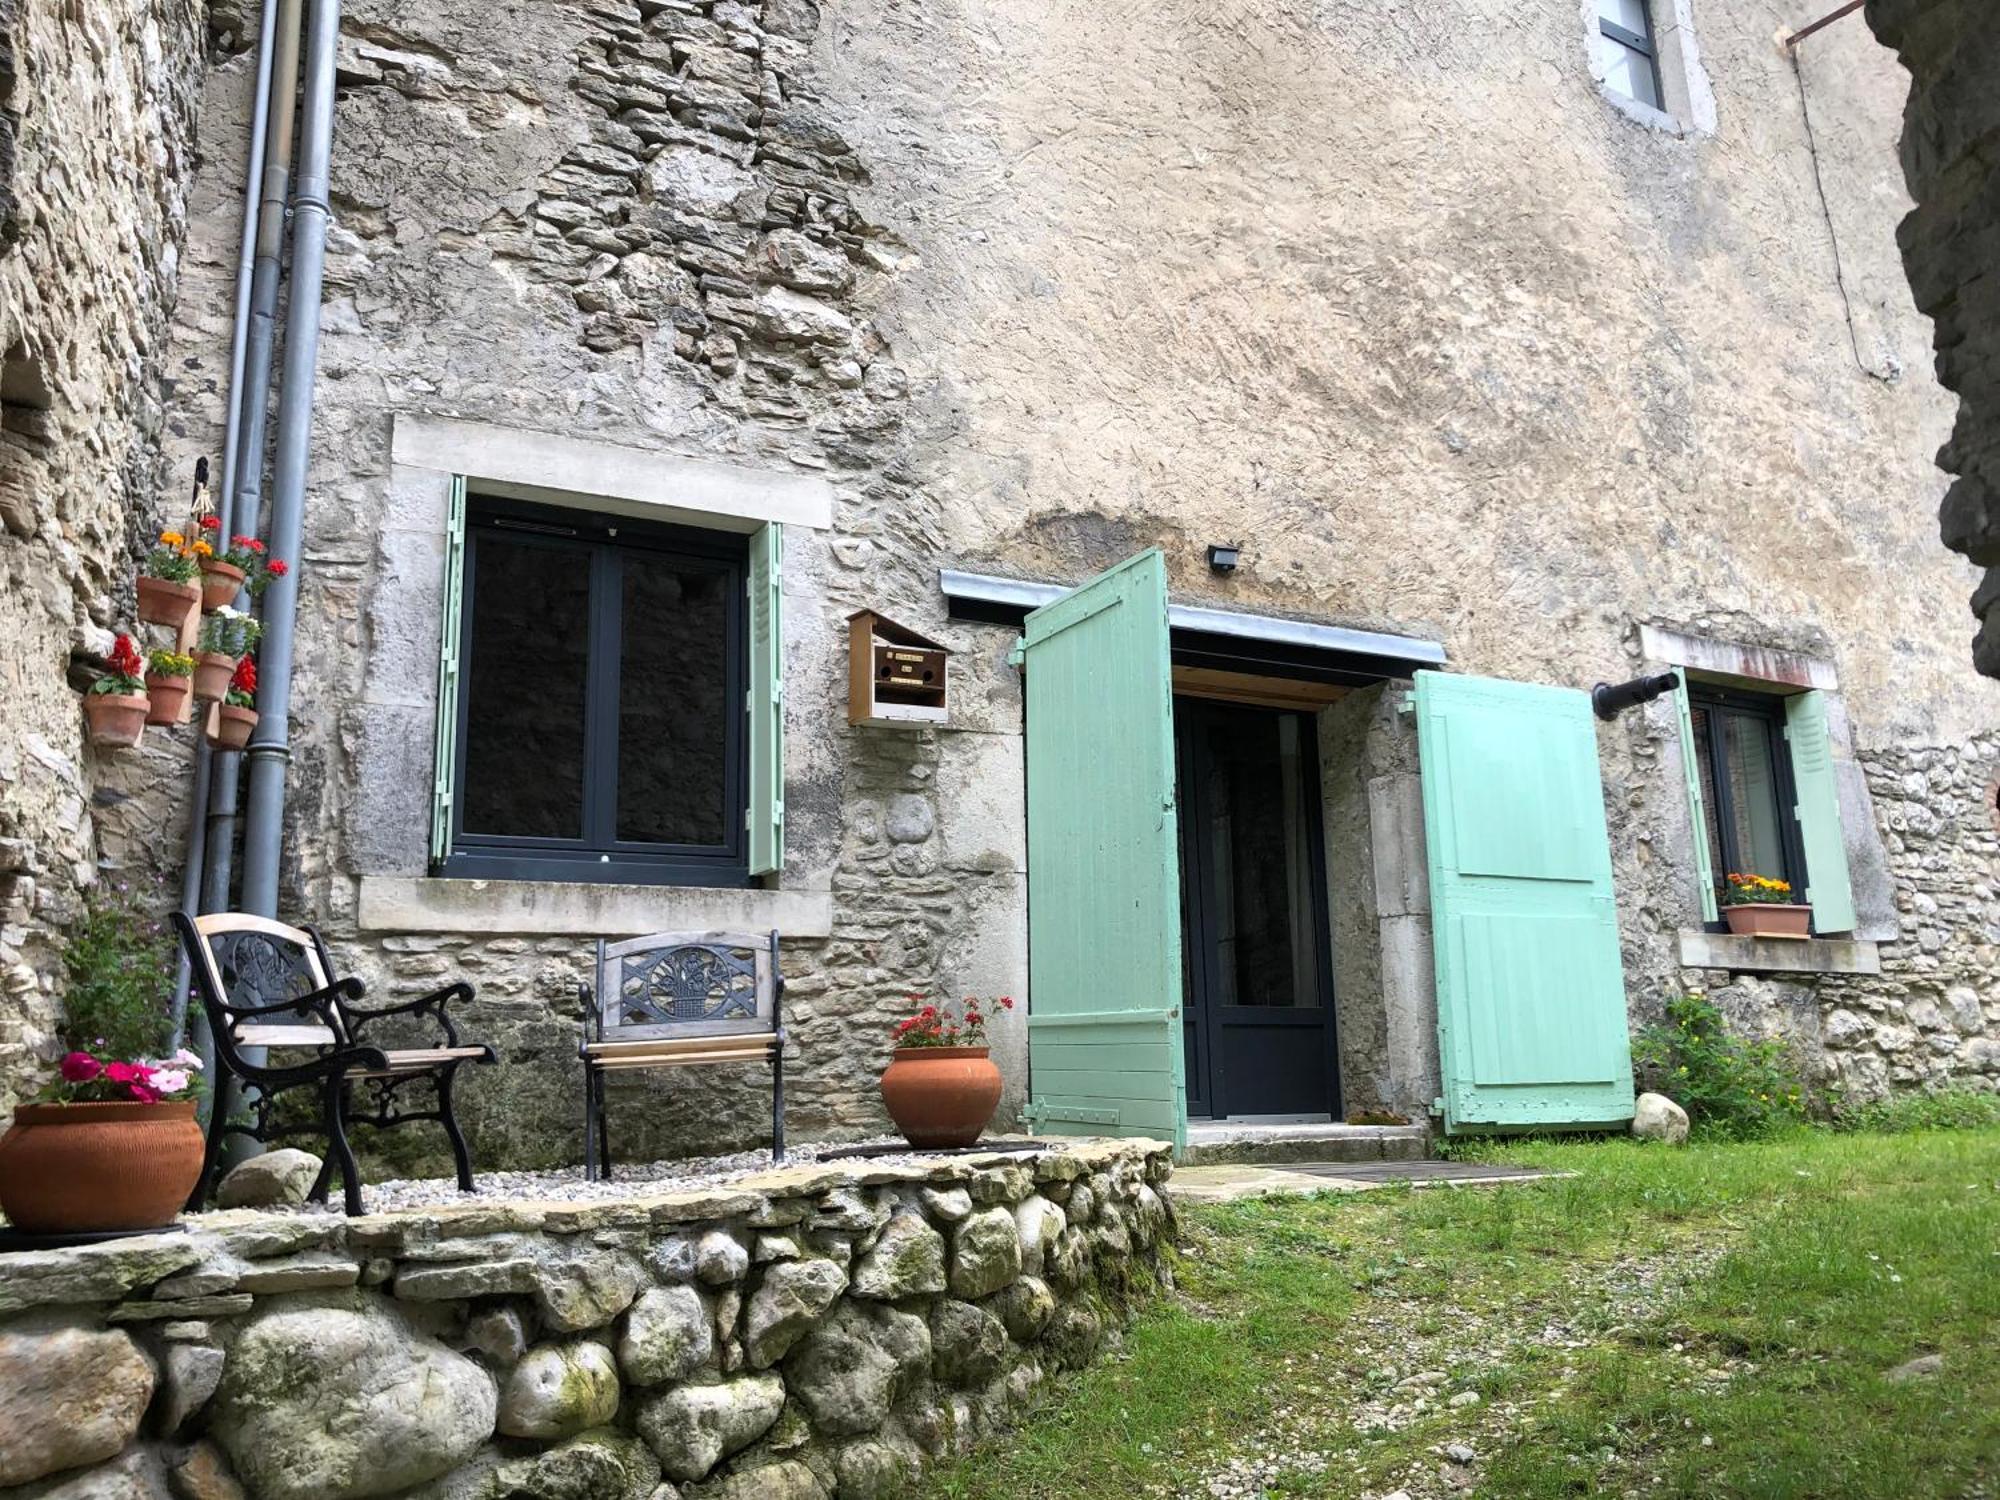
0 1100 203 1233
145 673 191 726
83 692 149 749
136 575 200 628
199 560 247 612
1723 903 1812 939
879 1046 1003 1149
191 651 237 703
207 702 258 751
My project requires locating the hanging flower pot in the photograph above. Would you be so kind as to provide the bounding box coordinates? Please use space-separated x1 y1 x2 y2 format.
191 651 237 702
144 649 195 726
82 634 150 749
199 559 247 612
877 994 1013 1149
136 575 201 627
137 526 206 627
191 608 262 702
205 655 259 750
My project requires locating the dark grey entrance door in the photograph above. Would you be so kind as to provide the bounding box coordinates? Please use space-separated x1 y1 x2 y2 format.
1175 698 1340 1120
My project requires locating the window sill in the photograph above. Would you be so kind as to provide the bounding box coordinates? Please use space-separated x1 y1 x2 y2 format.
356 875 833 938
1676 929 1881 977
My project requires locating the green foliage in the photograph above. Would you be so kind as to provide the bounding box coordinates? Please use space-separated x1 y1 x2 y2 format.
58 882 177 1060
1632 991 1808 1140
1837 1087 2000 1135
197 607 262 658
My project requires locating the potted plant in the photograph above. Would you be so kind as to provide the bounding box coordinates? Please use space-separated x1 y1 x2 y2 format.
208 656 259 750
192 607 262 702
1721 872 1812 939
82 635 151 749
0 886 206 1233
144 648 195 726
878 994 1012 1149
196 517 287 611
136 528 204 627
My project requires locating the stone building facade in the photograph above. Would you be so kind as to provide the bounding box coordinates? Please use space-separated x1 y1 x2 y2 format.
1 0 1996 1163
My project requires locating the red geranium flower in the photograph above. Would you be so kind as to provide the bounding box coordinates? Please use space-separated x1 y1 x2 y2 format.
266 559 288 576
230 657 257 693
198 515 220 530
107 634 144 679
59 1051 101 1083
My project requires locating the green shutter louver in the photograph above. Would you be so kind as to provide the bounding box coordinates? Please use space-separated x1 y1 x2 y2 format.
747 522 784 877
1784 689 1857 934
1671 670 1719 923
429 475 467 868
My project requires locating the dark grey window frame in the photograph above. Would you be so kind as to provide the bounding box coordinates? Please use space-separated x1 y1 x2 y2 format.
442 493 751 889
1599 1 1665 110
1688 685 1810 932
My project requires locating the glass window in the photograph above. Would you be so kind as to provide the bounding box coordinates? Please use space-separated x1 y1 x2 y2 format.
448 497 747 886
1689 689 1805 914
1595 0 1663 109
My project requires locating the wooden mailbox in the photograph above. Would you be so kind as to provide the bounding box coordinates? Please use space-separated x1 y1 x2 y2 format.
848 610 950 728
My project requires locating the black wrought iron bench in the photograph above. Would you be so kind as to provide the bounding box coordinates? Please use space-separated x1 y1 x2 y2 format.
578 929 786 1179
173 912 496 1214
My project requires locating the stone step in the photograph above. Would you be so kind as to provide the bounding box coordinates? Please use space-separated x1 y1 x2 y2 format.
1179 1121 1432 1167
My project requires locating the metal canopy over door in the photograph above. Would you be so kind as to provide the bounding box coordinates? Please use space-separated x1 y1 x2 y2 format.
1022 549 1187 1150
1414 670 1635 1133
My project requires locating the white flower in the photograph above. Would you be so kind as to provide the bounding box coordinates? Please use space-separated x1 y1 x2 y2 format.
148 1067 191 1095
171 1047 203 1071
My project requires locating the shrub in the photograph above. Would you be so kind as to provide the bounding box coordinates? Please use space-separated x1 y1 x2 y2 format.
58 882 177 1062
1632 990 1808 1140
1837 1087 2000 1135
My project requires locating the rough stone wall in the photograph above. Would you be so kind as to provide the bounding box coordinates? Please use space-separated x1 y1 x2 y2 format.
1864 0 2000 677
0 0 206 1111
0 1138 1173 1500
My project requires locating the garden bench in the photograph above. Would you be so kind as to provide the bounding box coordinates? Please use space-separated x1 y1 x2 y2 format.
578 929 786 1179
173 912 496 1214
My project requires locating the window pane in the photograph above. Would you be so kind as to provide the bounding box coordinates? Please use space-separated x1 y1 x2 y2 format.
1599 0 1650 37
1690 707 1728 897
1597 36 1661 108
616 557 731 845
1201 712 1320 1009
1722 714 1788 886
460 533 589 839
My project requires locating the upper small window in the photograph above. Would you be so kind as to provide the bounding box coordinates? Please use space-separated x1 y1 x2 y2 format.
1594 0 1664 111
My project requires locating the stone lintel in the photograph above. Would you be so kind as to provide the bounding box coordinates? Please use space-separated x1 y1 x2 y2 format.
1676 929 1882 976
355 876 835 938
1639 623 1839 692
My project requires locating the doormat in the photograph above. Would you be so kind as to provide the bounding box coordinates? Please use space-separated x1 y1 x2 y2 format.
815 1139 1053 1162
1285 1160 1547 1184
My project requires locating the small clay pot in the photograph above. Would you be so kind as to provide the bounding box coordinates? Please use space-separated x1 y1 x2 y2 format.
145 673 191 726
879 1046 1003 1149
136 575 200 629
207 702 258 751
199 559 247 612
83 692 150 749
0 1100 204 1233
191 651 237 703
1723 902 1812 940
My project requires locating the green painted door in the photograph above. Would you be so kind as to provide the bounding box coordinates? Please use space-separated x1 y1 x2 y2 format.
1414 671 1635 1133
1022 549 1186 1149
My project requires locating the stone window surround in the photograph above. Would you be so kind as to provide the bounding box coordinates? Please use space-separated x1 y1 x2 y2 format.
1638 622 1892 975
352 414 836 939
1584 0 1717 138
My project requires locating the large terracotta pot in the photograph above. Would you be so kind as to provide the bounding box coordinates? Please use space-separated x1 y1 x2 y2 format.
191 651 237 703
1723 902 1812 940
83 693 149 749
0 1100 203 1233
145 673 191 726
206 703 258 751
879 1046 1002 1149
136 575 199 628
199 560 247 612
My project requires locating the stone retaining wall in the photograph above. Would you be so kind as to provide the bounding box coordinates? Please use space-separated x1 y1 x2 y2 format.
0 1138 1173 1500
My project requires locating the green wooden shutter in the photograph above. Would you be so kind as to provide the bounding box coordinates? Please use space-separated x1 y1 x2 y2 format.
1784 690 1856 933
1023 549 1186 1150
429 475 467 867
747 522 784 877
1671 670 1719 922
1415 671 1635 1133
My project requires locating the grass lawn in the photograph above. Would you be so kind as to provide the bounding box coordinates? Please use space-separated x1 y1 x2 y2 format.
925 1126 2000 1500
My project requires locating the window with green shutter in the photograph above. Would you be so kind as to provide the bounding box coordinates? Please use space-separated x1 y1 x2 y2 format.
428 492 784 887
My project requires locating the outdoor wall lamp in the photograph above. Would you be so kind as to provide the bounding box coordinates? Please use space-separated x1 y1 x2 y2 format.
1206 543 1241 575
1591 671 1680 721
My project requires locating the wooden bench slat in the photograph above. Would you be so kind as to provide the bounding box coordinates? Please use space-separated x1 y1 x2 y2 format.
235 1024 339 1047
591 1045 779 1071
587 1034 775 1059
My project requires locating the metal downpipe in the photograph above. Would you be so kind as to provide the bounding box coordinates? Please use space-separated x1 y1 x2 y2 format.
200 0 305 924
166 0 285 1056
239 0 340 918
